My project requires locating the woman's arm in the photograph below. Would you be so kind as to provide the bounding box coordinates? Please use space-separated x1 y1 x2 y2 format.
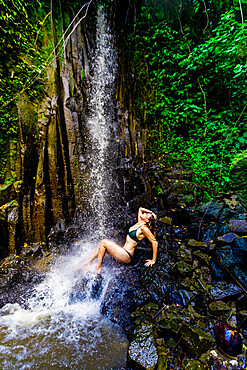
141 226 158 266
138 207 157 222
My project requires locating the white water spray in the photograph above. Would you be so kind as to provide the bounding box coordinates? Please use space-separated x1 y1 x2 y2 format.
0 241 127 369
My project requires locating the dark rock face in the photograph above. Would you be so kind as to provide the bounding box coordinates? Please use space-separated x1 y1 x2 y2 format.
0 255 45 309
100 180 247 369
1 160 247 368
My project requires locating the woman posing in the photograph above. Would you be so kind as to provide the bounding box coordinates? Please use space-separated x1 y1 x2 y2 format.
84 207 158 274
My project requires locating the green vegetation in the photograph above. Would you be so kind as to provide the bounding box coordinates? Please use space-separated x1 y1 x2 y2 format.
0 0 93 183
0 0 49 181
126 0 247 196
1 0 246 198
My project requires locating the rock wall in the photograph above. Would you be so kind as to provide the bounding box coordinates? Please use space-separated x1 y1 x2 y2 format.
0 3 147 259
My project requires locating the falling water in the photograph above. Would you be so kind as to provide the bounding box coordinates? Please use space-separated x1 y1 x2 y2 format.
87 5 117 237
0 6 128 369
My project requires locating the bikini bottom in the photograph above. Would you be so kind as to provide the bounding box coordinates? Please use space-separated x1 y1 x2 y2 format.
124 248 133 259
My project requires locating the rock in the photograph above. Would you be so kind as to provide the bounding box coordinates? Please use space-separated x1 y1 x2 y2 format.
180 323 216 356
201 224 218 243
171 226 190 239
171 207 191 226
187 239 208 250
230 219 247 233
233 237 247 253
33 254 56 273
101 271 139 330
181 194 196 206
130 303 159 325
233 266 247 290
127 322 158 370
6 200 19 254
214 322 242 357
193 250 211 265
209 300 234 315
159 216 172 226
217 233 239 244
169 180 194 195
156 340 172 370
182 357 208 369
178 290 195 305
166 170 192 181
208 282 242 301
215 246 243 268
21 242 47 258
176 246 192 264
197 201 224 220
214 237 247 278
158 316 184 336
170 261 193 276
0 255 44 308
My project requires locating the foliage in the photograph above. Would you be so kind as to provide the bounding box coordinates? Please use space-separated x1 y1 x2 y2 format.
0 0 49 181
126 1 247 196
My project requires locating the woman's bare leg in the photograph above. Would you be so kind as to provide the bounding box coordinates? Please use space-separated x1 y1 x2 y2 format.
84 239 131 274
83 246 100 267
95 244 107 274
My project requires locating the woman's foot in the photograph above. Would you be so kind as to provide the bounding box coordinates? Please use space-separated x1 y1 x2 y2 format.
83 261 89 269
96 264 101 275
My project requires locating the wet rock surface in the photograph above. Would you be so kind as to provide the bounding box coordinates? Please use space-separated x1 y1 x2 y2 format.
1 162 247 369
99 165 247 369
0 243 48 308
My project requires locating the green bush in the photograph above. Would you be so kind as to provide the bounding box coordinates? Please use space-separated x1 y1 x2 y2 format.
126 2 247 195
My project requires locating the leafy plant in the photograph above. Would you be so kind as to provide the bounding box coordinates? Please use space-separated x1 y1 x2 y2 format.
0 0 49 181
125 1 247 197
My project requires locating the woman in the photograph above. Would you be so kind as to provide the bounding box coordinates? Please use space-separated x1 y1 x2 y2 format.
83 207 158 274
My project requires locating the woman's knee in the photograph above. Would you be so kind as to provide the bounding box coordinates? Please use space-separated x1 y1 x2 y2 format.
99 239 108 248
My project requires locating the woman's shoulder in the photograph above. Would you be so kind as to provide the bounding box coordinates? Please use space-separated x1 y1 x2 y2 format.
139 224 150 232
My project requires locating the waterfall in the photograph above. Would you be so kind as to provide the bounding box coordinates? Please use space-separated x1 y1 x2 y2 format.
0 6 128 369
87 5 117 238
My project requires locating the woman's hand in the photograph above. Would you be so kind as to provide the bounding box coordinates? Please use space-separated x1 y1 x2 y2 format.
145 259 156 267
152 212 157 220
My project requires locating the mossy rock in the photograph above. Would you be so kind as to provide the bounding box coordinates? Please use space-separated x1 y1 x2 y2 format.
180 324 216 356
170 261 193 276
182 358 208 369
127 321 158 370
158 317 185 335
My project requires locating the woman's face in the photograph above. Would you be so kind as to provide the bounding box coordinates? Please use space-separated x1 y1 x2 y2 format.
143 213 151 224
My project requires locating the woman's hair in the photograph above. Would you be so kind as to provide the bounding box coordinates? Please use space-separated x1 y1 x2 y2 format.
147 214 156 232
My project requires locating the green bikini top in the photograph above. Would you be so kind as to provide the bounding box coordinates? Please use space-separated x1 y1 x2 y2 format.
128 226 141 243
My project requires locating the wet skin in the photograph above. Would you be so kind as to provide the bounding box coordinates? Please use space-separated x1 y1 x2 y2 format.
83 208 158 274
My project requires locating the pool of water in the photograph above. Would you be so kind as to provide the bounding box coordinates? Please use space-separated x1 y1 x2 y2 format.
0 241 128 369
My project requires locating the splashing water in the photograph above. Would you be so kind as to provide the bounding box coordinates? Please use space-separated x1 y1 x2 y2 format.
0 6 127 370
0 241 127 369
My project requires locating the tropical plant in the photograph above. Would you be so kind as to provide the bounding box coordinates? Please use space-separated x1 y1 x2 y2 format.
126 0 247 195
